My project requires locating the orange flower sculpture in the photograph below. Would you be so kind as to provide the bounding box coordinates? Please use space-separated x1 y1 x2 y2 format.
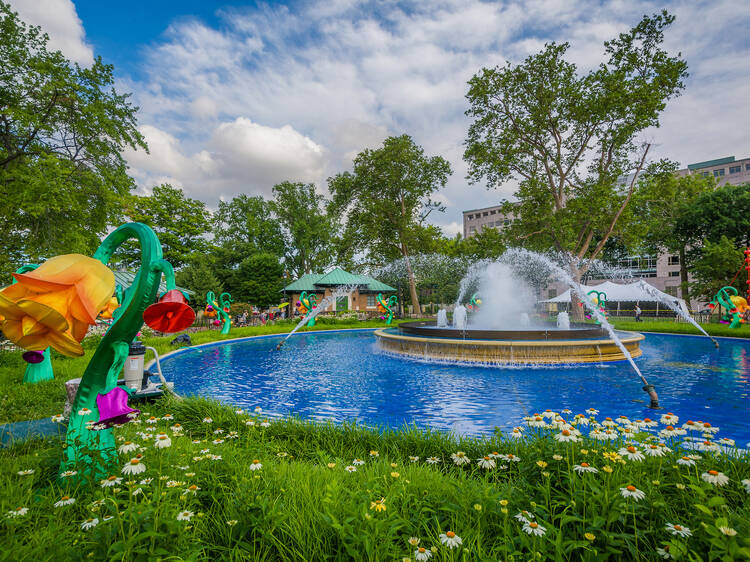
0 254 115 357
98 295 120 320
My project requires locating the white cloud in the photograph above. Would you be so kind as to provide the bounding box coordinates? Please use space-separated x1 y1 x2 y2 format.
120 0 749 231
9 0 93 65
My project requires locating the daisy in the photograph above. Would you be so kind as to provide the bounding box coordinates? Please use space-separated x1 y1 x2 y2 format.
660 413 679 425
249 460 262 471
146 416 159 424
227 431 239 439
742 478 750 493
409 456 420 462
369 498 386 512
176 510 194 521
426 457 440 464
682 420 699 431
488 451 502 459
514 510 534 522
509 427 524 439
81 518 99 530
245 420 255 426
620 485 645 501
477 456 496 469
602 417 617 427
659 425 686 438
212 439 224 445
676 456 695 467
6 507 28 518
451 452 471 465
615 416 630 425
54 496 75 507
352 458 365 466
51 414 64 423
701 470 729 486
696 440 721 453
166 480 185 488
408 537 421 546
100 476 122 487
618 446 645 462
527 416 547 428
585 408 599 415
665 523 692 537
155 434 172 449
369 450 379 457
170 424 183 433
415 546 432 561
208 454 222 461
573 414 590 426
717 437 735 447
719 527 737 536
555 429 579 442
656 546 674 559
139 477 154 484
701 422 719 434
552 454 563 461
78 408 92 416
162 413 174 420
641 417 658 428
327 462 336 468
561 408 572 414
541 409 557 419
574 463 598 474
254 406 262 413
345 465 357 473
503 453 521 462
118 441 138 454
260 421 270 428
183 484 200 495
17 469 34 476
644 444 668 457
122 458 146 475
522 521 546 536
202 417 213 423
439 531 462 549
132 487 143 496
227 519 238 526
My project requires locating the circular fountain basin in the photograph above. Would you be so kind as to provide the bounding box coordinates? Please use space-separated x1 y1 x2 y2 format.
375 321 643 364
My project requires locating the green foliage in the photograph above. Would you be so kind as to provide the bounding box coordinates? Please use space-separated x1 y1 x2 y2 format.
328 135 452 313
0 2 146 278
175 259 223 307
270 181 337 278
464 11 687 281
118 184 212 269
688 236 745 302
234 253 284 307
213 195 284 260
676 183 750 248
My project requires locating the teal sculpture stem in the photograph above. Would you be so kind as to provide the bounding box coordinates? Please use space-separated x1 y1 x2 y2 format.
61 223 178 476
13 265 55 384
219 292 233 335
709 286 741 328
376 293 398 325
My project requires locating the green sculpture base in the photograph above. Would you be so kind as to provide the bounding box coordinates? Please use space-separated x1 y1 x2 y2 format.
22 348 54 383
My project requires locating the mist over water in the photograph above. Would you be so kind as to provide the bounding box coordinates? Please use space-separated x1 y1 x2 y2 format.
471 262 536 329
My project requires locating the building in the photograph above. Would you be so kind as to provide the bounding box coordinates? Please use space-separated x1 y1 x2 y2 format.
281 268 396 313
462 204 516 238
678 155 750 186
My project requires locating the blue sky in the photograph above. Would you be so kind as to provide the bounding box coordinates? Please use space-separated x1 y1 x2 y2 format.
10 0 750 235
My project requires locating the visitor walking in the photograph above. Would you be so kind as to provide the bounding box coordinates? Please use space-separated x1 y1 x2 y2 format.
635 304 642 322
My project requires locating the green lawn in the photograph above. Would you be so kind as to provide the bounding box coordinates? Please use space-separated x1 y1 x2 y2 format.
610 318 750 339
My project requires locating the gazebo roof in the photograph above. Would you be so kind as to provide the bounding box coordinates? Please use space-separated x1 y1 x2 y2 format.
282 268 396 293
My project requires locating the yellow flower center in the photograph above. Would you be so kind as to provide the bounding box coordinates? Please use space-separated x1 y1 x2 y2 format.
708 470 718 476
674 525 682 531
627 446 636 453
418 548 425 553
483 456 490 460
644 418 652 422
605 417 612 421
626 485 636 492
446 531 455 538
580 463 589 467
252 460 260 464
529 522 538 528
61 496 69 501
107 476 117 481
562 430 570 436
130 459 140 465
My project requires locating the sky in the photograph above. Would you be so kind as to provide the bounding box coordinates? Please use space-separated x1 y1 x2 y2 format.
9 0 750 236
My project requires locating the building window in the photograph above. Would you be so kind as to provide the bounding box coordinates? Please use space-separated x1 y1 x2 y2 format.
664 286 679 297
746 164 750 171
483 211 489 217
466 214 473 219
668 255 679 266
548 289 557 298
367 295 375 307
490 210 496 215
668 271 680 277
504 219 510 225
729 165 741 174
713 169 725 177
701 171 710 177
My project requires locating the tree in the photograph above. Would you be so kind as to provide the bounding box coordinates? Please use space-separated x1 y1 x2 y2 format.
234 253 284 307
0 2 146 277
328 135 452 314
118 184 211 269
675 183 750 248
270 181 336 278
214 195 284 260
175 259 223 308
464 11 687 318
689 236 745 302
442 228 507 261
631 164 714 305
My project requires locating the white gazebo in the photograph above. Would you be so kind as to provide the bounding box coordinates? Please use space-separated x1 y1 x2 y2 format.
540 280 689 317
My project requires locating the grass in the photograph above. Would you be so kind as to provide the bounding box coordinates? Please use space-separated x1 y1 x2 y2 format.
1 397 749 560
0 318 405 425
609 317 750 338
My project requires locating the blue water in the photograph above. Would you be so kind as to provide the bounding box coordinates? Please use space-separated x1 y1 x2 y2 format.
159 330 750 444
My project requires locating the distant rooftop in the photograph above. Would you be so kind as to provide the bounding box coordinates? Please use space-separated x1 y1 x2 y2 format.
686 156 735 171
282 268 395 293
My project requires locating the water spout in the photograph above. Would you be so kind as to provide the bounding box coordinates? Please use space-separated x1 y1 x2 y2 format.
556 312 570 330
437 309 448 328
453 305 467 330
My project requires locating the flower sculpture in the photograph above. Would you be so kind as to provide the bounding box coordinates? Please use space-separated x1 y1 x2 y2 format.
0 254 114 357
143 290 195 332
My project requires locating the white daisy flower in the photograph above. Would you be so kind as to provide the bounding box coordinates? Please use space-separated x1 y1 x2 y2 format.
166 480 184 488
700 422 719 434
139 477 153 484
509 427 524 439
696 440 721 453
54 496 75 507
701 470 729 486
573 463 598 474
245 420 255 426
212 439 224 445
78 408 92 416
132 487 144 496
126 411 139 419
162 414 174 420
640 417 658 427
643 444 668 457
51 414 65 423
6 507 28 518
620 485 645 501
585 408 599 415
254 406 262 413
100 476 122 487
656 546 674 559
601 417 616 427
202 417 213 424
250 460 262 471
573 414 590 426
260 421 270 428
555 429 579 442
17 469 34 476
170 424 183 433
660 413 678 425
81 517 99 530
718 527 737 536
502 453 521 462
741 478 750 493
561 408 572 414
514 510 534 522
122 458 146 475
415 546 432 561
618 446 645 462
615 416 630 425
439 531 462 549
208 454 222 460
676 456 695 467
176 510 194 521
118 441 138 454
522 521 546 536
352 459 365 466
213 428 224 435
527 416 547 428
183 484 200 495
477 456 496 469
665 523 692 537
409 456 420 462
345 465 357 473
451 452 470 465
717 437 735 447
145 416 159 424
426 457 441 464
408 537 421 546
234 409 244 415
541 409 557 419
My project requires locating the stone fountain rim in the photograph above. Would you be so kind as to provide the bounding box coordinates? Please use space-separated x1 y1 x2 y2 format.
396 320 619 341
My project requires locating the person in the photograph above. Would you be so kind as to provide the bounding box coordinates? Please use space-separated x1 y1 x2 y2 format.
634 304 642 322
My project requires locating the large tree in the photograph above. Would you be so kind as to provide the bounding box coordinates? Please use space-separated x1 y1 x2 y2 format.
213 195 285 261
0 2 146 276
464 11 687 317
328 135 451 314
234 253 284 307
119 184 212 269
675 183 750 249
175 259 223 308
270 181 336 278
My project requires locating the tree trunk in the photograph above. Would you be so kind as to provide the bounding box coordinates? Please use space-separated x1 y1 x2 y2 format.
569 264 585 322
402 248 421 316
678 246 690 311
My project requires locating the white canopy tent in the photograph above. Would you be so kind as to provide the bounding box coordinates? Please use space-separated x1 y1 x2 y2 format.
540 280 690 316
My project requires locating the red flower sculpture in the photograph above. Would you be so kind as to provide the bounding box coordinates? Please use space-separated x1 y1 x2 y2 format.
143 290 195 333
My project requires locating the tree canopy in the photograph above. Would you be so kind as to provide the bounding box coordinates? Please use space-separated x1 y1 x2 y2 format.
328 134 452 313
464 10 687 299
0 1 146 277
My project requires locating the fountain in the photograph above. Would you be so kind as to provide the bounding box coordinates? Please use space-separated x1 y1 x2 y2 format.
453 305 467 330
436 309 448 328
557 312 570 330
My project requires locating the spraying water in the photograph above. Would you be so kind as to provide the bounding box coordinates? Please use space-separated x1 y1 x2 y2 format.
453 305 468 330
455 260 490 307
437 309 448 328
556 312 570 330
276 284 357 350
501 248 659 407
